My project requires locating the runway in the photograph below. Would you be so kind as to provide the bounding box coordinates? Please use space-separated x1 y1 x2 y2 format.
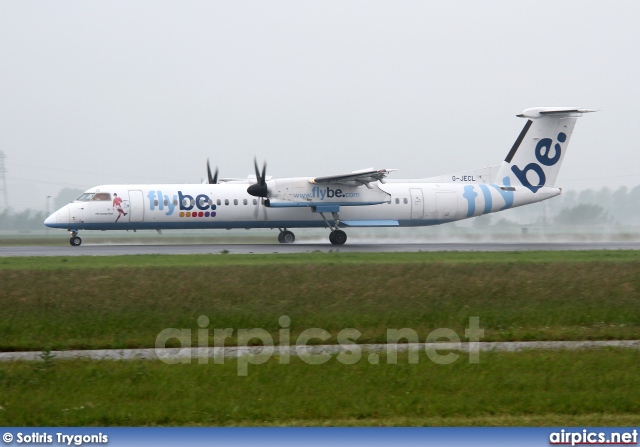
2 241 640 256
1 340 639 362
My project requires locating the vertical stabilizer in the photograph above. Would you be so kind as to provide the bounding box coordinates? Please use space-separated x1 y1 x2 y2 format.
495 107 596 192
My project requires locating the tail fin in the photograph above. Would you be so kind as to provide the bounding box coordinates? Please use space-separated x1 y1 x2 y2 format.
495 107 596 192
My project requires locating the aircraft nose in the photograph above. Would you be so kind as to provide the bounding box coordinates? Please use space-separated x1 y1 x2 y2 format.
44 205 70 228
44 213 57 227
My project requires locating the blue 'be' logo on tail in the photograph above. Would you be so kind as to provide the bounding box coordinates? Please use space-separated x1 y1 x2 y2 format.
511 132 566 193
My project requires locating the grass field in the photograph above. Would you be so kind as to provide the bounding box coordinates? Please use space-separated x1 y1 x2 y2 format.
2 249 640 270
1 250 638 427
1 251 640 351
0 349 638 426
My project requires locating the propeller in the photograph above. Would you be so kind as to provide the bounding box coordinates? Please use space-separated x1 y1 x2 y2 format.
247 158 268 197
253 196 268 221
246 158 268 220
206 158 219 184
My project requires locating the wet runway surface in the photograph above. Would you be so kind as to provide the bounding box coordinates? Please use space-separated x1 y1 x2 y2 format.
2 241 640 256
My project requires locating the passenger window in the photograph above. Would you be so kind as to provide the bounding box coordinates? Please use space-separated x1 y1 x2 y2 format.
164 199 168 207
234 199 238 205
253 199 258 205
243 199 248 205
225 199 229 205
154 199 159 206
404 198 408 204
395 198 399 204
217 199 221 206
173 199 178 206
91 193 111 201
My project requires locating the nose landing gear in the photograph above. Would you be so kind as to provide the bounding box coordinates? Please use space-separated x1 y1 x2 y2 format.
69 230 82 247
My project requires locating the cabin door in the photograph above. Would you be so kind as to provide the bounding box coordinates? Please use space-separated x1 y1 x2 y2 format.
128 190 145 222
410 188 424 220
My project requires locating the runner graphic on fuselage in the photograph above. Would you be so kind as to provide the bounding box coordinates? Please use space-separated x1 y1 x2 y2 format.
113 193 127 222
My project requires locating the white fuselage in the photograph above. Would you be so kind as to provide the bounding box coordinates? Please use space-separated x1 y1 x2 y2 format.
44 179 560 232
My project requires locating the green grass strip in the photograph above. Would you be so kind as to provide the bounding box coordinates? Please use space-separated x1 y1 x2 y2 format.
0 349 639 426
2 249 640 270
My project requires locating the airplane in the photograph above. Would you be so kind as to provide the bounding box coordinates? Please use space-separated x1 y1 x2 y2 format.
44 106 596 246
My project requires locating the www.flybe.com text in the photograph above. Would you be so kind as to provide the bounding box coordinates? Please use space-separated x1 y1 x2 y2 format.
293 186 360 200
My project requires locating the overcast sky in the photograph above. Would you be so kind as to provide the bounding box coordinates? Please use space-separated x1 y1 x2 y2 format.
1 0 638 211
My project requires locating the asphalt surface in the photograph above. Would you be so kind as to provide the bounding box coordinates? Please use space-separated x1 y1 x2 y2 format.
1 340 639 362
2 241 640 256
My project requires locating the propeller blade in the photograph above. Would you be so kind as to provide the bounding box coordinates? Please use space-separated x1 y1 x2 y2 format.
260 161 267 186
206 158 219 184
254 157 261 184
207 159 214 184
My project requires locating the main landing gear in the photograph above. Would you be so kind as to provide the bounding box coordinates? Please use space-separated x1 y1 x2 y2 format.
69 231 82 247
278 229 295 244
328 229 347 245
318 211 348 245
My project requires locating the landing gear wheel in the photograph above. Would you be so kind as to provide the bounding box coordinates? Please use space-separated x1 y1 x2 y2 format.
69 236 82 247
329 230 347 245
279 230 295 244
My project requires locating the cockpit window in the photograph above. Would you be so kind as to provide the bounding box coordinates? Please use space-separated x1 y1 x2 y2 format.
76 193 95 201
91 193 111 201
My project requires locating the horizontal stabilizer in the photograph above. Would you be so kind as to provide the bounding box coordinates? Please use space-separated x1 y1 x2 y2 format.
516 107 597 119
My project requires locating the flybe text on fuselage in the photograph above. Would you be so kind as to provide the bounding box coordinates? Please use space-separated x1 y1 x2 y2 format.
147 190 217 216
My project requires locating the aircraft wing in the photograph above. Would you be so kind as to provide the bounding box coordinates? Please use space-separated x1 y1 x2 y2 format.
310 169 397 186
